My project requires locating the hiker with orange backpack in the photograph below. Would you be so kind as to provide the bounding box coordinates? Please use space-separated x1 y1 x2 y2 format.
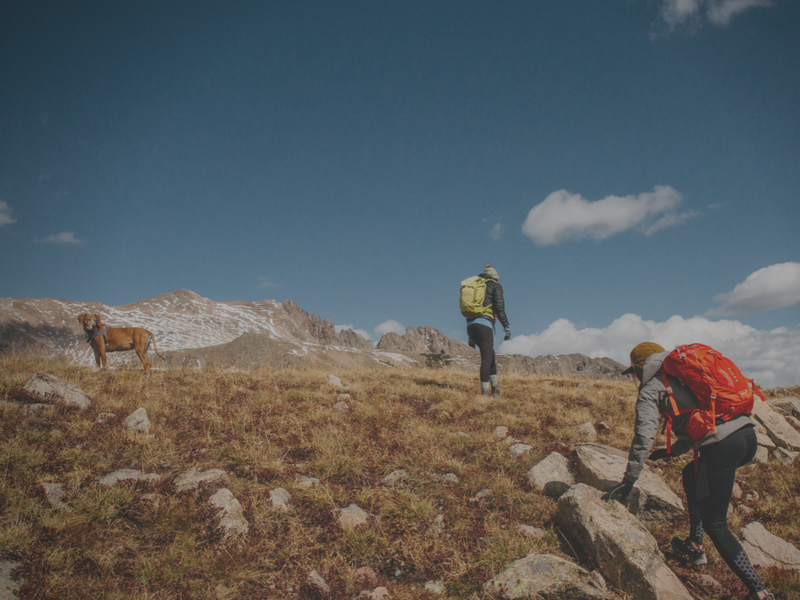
605 342 774 600
460 264 510 396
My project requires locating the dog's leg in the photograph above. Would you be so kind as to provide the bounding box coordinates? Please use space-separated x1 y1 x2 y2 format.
135 345 151 375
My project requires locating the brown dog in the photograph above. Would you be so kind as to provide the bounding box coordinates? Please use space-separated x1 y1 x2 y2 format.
78 313 165 375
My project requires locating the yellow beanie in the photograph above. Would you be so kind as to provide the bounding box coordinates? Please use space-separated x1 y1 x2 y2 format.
626 342 665 381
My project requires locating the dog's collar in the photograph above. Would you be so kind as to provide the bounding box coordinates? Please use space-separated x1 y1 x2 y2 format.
87 326 108 344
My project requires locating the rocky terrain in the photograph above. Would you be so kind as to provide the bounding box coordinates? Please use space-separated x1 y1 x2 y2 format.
0 289 628 378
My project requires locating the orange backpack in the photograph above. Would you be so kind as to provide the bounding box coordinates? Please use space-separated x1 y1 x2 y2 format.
659 343 765 453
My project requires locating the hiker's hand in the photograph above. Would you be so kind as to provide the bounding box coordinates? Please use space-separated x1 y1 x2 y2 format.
604 481 633 503
648 448 671 462
503 327 511 341
468 339 476 349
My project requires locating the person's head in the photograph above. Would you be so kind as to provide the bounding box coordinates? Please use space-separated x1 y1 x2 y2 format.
483 264 499 281
623 341 665 381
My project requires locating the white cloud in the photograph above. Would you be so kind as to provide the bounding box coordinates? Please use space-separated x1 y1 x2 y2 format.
500 313 799 388
521 185 695 246
374 319 406 337
708 262 800 316
334 323 373 341
0 201 15 227
658 0 772 29
489 222 504 241
34 232 86 246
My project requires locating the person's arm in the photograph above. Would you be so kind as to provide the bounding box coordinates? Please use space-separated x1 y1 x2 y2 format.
492 283 510 333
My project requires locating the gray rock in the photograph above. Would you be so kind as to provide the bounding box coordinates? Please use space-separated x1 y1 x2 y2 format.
755 422 776 449
751 399 800 451
527 452 575 498
122 407 151 433
516 524 546 539
772 447 798 466
740 522 800 571
556 484 692 600
174 467 230 492
41 482 68 509
0 560 22 600
424 580 446 594
209 488 248 541
295 475 320 488
573 443 684 524
307 569 330 596
494 426 509 438
441 473 458 483
574 421 597 442
358 587 391 600
380 469 408 487
95 412 117 424
767 396 800 420
269 488 291 511
23 372 90 409
469 488 492 503
786 414 800 432
754 445 769 463
327 374 343 388
509 443 534 457
485 553 609 599
333 503 369 530
97 469 160 486
333 401 350 412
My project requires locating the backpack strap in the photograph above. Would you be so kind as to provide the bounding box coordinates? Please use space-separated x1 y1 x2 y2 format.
660 372 681 454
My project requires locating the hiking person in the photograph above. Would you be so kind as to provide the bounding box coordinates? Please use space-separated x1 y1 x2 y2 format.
460 264 510 396
605 342 774 600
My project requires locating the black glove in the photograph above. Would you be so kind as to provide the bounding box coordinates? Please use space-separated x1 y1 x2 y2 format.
468 339 476 349
648 448 672 462
604 481 633 503
503 327 511 341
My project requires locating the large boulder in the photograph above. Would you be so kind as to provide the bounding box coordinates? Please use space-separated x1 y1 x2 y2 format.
527 452 575 498
751 399 800 451
767 397 800 420
573 443 683 524
556 484 692 600
739 522 800 571
485 553 609 599
23 372 91 409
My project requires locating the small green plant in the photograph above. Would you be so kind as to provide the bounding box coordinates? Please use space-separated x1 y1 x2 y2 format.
421 352 452 368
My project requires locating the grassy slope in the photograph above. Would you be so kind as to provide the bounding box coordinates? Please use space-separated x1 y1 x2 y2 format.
1 355 798 600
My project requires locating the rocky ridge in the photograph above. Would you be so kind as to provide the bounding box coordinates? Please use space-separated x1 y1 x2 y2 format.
0 289 628 378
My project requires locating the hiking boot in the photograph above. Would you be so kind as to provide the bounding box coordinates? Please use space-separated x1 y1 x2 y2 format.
671 536 707 565
491 386 500 397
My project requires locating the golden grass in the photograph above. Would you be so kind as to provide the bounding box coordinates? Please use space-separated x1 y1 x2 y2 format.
1 355 798 599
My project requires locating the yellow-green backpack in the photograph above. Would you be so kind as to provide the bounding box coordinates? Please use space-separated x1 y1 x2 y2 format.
459 276 494 319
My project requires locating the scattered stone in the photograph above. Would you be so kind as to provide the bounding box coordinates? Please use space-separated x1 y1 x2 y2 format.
97 469 160 487
574 421 597 442
358 587 390 600
740 522 800 571
269 488 291 511
355 566 379 587
380 469 408 487
333 401 350 412
327 374 343 388
509 443 533 457
494 426 509 438
441 473 458 483
307 569 331 596
295 475 320 488
595 421 611 432
737 505 755 517
23 372 91 409
516 524 546 539
485 553 608 600
556 484 693 600
174 467 230 492
751 399 800 451
0 560 22 600
41 482 68 509
209 488 249 541
123 407 151 433
337 393 351 402
469 488 492 503
772 447 798 466
746 491 760 502
695 574 721 591
95 412 116 424
424 580 446 594
431 514 445 533
527 452 575 498
333 503 369 530
731 482 743 499
573 443 684 524
754 445 769 463
502 435 520 445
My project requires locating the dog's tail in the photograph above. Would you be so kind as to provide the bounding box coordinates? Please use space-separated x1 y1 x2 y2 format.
145 330 166 361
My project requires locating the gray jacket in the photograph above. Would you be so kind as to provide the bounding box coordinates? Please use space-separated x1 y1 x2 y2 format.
623 351 755 484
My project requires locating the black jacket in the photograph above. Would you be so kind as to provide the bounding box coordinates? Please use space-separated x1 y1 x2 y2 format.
482 277 509 329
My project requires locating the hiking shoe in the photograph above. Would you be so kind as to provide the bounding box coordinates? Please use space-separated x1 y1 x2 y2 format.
671 536 707 565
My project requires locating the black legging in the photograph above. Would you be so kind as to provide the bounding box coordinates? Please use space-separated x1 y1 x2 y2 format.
682 425 765 595
467 322 496 383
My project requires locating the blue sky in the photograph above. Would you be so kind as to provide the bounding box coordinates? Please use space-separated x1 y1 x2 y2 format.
1 1 799 385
